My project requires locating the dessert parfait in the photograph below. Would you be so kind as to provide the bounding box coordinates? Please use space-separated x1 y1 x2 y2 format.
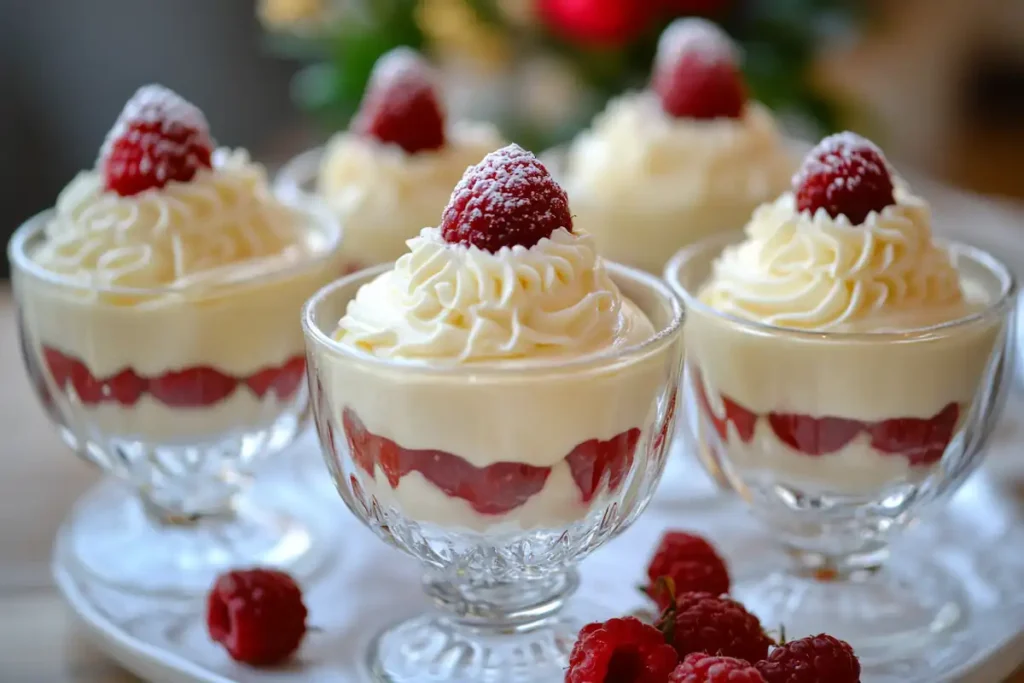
279 46 506 274
9 85 342 594
302 144 684 681
668 132 1016 658
562 18 793 274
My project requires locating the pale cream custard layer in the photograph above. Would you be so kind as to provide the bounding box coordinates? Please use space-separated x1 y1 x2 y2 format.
564 94 792 273
317 228 671 469
68 392 293 443
687 188 1002 424
317 123 505 269
353 461 604 532
20 149 341 379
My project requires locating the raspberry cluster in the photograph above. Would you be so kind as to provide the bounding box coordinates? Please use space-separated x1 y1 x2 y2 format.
565 529 862 683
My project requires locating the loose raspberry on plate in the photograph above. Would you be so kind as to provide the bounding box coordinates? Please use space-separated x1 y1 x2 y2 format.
206 568 308 666
101 84 214 197
755 634 860 683
793 132 896 225
661 592 773 663
652 18 746 120
440 144 572 252
646 531 731 610
566 616 679 683
351 47 446 154
670 653 767 683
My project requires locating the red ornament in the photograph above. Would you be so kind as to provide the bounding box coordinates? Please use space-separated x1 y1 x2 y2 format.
537 0 657 47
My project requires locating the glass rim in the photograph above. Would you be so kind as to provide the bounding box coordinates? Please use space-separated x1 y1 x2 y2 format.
273 145 325 200
664 230 1018 343
301 259 685 377
7 199 343 297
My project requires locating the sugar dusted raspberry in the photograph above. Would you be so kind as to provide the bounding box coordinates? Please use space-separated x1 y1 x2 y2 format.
755 634 860 683
206 569 308 666
440 144 572 252
793 132 896 225
652 18 746 120
352 47 446 154
670 653 767 683
646 531 731 610
662 592 773 663
567 617 680 683
101 85 214 197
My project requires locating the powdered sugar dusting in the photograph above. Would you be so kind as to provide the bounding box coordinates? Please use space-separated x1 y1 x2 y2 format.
368 46 439 96
440 144 572 252
99 84 212 165
656 18 739 71
793 131 890 189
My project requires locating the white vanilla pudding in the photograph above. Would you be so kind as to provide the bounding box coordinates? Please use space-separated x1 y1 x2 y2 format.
683 133 1006 495
563 19 792 274
316 47 505 273
311 145 680 532
14 86 341 443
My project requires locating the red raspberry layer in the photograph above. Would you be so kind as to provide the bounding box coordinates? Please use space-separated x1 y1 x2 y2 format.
42 346 305 408
343 408 641 516
692 366 960 467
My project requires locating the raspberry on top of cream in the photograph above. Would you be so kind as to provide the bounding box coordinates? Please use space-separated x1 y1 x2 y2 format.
32 85 325 291
317 47 505 268
565 19 789 207
700 132 970 332
335 144 654 362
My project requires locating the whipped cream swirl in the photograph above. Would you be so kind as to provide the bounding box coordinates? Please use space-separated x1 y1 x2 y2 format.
565 93 791 208
318 122 505 266
701 189 969 331
337 227 650 361
33 149 323 290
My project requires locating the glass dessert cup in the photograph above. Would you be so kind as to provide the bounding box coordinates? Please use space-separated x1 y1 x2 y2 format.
9 204 342 596
666 232 1017 663
302 262 684 683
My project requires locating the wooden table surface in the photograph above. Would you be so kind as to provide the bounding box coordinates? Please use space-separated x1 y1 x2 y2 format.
0 281 1021 682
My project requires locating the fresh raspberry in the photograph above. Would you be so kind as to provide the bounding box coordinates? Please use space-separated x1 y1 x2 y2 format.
440 144 572 252
646 532 730 610
567 617 679 683
755 634 860 683
662 592 773 663
206 569 308 666
101 85 213 197
793 132 896 225
670 653 766 683
652 18 746 120
766 414 863 457
149 367 238 407
351 47 446 154
869 402 959 466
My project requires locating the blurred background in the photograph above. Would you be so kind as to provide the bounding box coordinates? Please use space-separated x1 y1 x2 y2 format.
2 0 1023 277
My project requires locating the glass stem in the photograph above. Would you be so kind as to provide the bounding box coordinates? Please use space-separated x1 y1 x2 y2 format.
422 569 580 633
137 486 240 527
786 544 891 582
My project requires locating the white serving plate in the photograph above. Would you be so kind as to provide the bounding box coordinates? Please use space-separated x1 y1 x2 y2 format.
54 396 1024 683
53 170 1024 682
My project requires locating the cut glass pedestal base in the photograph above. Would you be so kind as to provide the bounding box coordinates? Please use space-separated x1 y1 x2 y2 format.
735 554 965 666
67 484 327 596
